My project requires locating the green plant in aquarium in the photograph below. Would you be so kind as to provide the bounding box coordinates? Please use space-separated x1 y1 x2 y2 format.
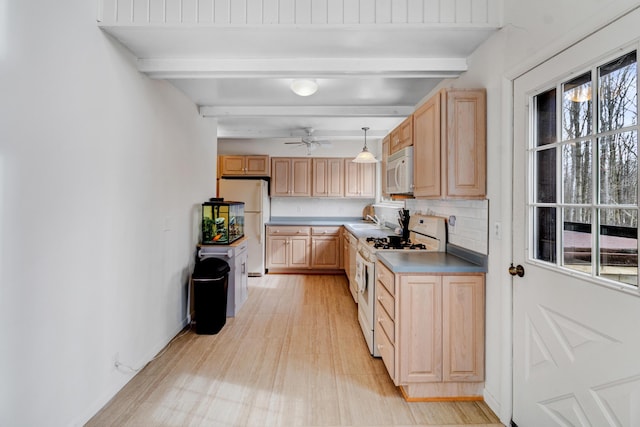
202 217 215 243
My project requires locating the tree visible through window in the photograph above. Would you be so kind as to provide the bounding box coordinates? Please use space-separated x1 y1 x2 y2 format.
531 50 638 288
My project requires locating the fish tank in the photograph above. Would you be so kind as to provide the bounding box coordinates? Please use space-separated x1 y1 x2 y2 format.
201 199 244 244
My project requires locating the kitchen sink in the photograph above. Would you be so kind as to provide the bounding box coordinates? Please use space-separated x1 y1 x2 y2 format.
348 223 385 229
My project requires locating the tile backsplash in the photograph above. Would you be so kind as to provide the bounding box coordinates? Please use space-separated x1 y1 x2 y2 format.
375 199 489 255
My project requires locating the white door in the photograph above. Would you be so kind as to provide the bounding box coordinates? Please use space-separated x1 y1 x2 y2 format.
512 10 640 426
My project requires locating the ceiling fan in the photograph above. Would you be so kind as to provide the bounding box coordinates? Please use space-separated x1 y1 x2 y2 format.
285 127 331 154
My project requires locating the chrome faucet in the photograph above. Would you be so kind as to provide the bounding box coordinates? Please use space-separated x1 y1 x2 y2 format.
366 214 382 227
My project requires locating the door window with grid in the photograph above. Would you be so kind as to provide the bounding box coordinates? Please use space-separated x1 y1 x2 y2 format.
530 50 639 289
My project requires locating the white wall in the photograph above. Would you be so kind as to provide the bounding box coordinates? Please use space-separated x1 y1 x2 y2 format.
0 2 217 426
444 0 640 423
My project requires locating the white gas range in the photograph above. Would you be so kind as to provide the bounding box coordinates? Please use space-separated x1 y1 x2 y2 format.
355 214 447 357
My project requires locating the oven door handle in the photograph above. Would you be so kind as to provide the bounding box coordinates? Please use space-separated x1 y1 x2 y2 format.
355 253 370 293
356 255 375 294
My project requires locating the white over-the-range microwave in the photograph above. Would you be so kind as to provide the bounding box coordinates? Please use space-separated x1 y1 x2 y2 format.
386 146 413 194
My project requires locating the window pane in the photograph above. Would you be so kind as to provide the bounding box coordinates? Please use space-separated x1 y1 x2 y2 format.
562 140 592 204
535 89 557 147
536 148 556 203
599 131 638 205
562 73 592 140
599 208 638 286
535 207 557 263
563 207 592 274
599 51 637 132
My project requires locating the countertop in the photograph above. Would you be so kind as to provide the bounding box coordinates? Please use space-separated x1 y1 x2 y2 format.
267 216 365 226
198 236 248 249
265 216 487 274
376 250 486 274
267 216 398 239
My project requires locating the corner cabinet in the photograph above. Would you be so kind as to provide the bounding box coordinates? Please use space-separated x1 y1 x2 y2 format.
413 89 486 199
220 155 270 176
344 160 375 198
266 225 343 273
375 261 485 400
271 158 311 197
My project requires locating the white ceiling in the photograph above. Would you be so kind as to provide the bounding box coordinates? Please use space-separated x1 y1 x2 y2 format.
101 23 499 143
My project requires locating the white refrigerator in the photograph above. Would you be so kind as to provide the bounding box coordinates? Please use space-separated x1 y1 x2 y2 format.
218 179 270 276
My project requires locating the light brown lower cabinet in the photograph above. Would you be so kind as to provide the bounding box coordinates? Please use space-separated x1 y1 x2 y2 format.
266 226 310 270
375 261 485 400
266 225 343 272
310 226 341 269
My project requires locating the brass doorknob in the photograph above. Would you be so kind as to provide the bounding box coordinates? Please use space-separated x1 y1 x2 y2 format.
508 263 525 277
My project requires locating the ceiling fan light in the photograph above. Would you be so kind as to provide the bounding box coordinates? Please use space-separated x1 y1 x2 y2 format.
353 126 379 163
291 79 318 97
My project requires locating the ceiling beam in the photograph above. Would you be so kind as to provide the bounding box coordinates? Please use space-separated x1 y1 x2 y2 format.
138 57 467 79
200 105 414 118
216 128 389 139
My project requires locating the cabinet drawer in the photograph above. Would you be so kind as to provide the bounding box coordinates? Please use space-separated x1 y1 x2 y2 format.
376 297 395 343
311 226 341 236
376 315 395 381
267 226 310 236
376 279 395 319
376 262 395 296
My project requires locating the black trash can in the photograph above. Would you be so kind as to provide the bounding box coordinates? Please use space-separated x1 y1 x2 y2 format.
192 257 230 334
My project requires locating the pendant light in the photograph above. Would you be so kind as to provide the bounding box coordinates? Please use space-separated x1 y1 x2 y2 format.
352 127 378 163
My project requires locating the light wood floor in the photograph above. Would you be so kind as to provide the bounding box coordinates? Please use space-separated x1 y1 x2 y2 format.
87 274 503 427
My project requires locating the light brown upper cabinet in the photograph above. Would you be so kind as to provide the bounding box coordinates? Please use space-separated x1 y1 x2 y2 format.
271 157 312 197
390 115 413 155
312 158 344 197
219 155 270 176
413 89 486 199
344 160 375 198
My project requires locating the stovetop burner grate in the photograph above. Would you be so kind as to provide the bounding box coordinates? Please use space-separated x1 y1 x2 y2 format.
365 236 427 250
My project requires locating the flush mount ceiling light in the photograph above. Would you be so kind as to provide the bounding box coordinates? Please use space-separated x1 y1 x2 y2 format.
353 127 378 163
290 79 318 97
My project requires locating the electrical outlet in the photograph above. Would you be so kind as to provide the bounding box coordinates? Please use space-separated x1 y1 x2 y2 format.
494 222 502 240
